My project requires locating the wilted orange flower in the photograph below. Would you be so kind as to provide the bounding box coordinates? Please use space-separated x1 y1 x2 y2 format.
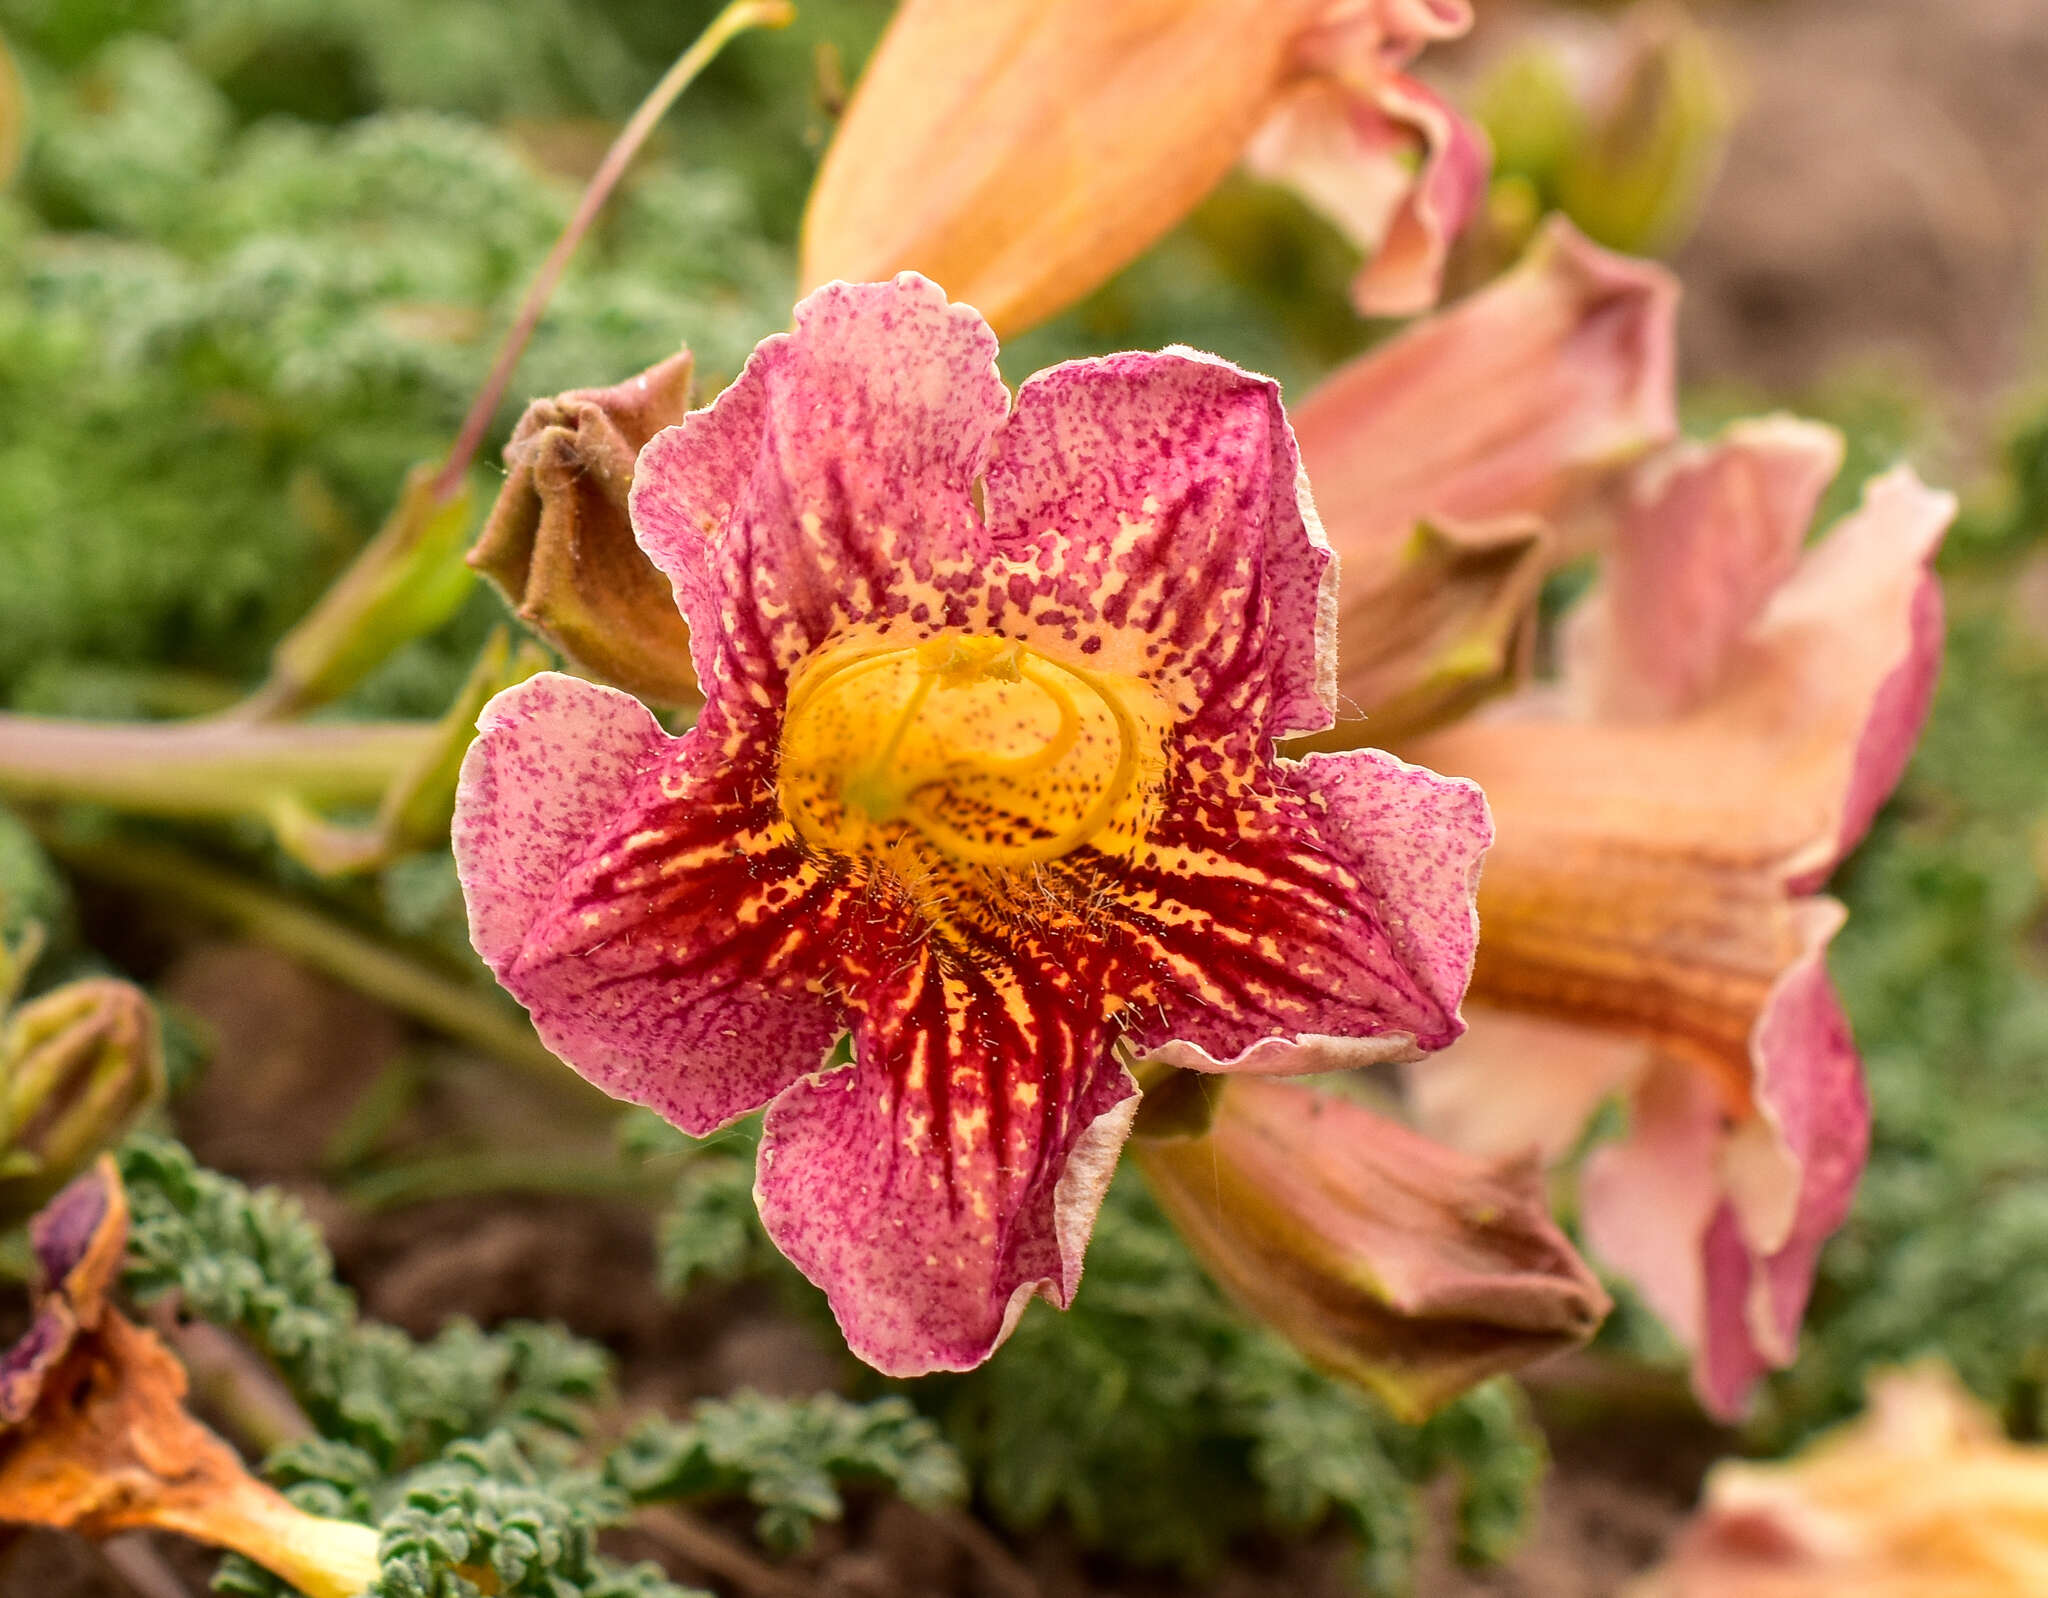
1400 423 1950 1417
1279 215 1949 1418
0 1161 380 1598
1636 1363 2048 1598
801 0 1488 335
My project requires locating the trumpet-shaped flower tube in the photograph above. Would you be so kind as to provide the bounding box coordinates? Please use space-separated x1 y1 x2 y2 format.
801 0 1487 336
454 276 1491 1376
0 1163 380 1598
1289 219 1679 739
1136 1075 1609 1421
1404 420 1952 1416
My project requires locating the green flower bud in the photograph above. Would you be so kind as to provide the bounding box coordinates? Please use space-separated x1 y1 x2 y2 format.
0 979 165 1219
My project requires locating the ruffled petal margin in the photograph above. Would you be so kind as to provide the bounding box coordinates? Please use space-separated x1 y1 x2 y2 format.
1294 218 1679 589
982 348 1336 742
630 275 1007 698
1133 747 1490 1071
757 945 1138 1376
454 673 840 1132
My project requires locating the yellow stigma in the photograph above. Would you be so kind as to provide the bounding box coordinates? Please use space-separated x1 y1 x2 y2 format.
778 632 1158 869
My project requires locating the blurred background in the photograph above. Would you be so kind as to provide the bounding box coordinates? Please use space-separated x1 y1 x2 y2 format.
0 0 2045 1593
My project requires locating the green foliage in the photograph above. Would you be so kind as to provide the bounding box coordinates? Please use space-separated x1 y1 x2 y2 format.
370 1436 686 1598
619 1109 778 1298
627 1104 1542 1587
0 805 74 971
118 1134 608 1471
122 1135 975 1589
609 1391 966 1554
0 15 786 705
935 1173 1545 1591
215 1434 704 1598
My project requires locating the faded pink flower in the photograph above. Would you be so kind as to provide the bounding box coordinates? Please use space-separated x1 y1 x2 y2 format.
1289 217 1681 745
1135 1074 1609 1420
1401 418 1952 1417
454 276 1492 1376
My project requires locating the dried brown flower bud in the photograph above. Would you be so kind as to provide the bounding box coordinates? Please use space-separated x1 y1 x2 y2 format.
471 350 702 706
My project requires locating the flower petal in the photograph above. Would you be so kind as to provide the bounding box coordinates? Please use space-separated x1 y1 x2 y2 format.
1411 714 1812 1107
1564 416 1846 721
1410 468 1954 1079
1477 902 1867 1418
1137 1076 1608 1421
1407 1002 1649 1164
1246 70 1489 319
1640 1364 2048 1598
1762 469 1950 889
798 0 1340 337
1132 747 1490 1070
630 276 1008 696
1293 218 1678 585
755 944 1137 1375
454 673 840 1132
1289 515 1550 749
980 348 1335 740
1579 1055 1726 1354
1698 899 1869 1418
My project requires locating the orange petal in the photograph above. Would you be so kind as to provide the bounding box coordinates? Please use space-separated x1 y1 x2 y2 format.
1405 1002 1649 1165
1405 470 1952 1090
1136 1075 1609 1421
801 0 1477 337
802 0 1327 336
1636 1364 2048 1598
1248 66 1489 318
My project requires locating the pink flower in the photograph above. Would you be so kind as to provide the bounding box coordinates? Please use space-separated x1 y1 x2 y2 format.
454 276 1492 1376
1135 1074 1609 1421
1400 419 1951 1417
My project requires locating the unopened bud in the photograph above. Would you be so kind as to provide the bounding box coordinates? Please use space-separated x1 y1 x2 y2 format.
0 979 165 1218
1557 11 1732 257
470 350 701 706
1476 7 1733 259
1136 1075 1609 1422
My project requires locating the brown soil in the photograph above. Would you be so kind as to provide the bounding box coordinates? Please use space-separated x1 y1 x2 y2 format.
1677 0 2048 421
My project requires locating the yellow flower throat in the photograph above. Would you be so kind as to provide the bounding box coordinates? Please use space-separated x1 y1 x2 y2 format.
778 633 1158 870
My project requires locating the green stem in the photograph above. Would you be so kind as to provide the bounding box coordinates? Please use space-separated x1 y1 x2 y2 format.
430 0 798 503
0 715 435 818
35 830 608 1115
343 1149 673 1211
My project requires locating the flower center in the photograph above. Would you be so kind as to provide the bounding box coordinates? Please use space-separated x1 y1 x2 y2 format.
778 633 1153 869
